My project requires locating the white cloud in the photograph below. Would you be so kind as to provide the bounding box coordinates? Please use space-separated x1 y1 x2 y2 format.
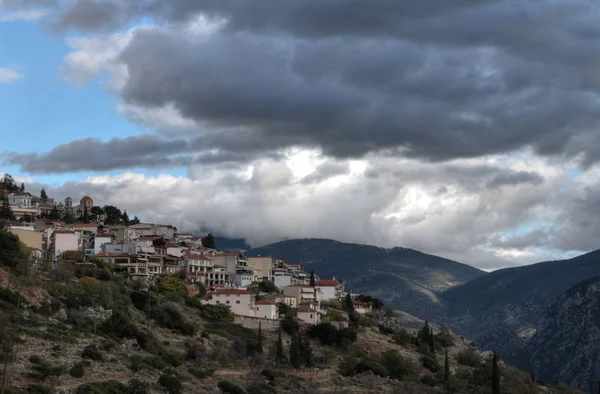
18 149 596 271
0 66 23 83
0 8 46 22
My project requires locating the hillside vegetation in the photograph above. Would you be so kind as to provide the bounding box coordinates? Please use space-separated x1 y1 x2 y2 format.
0 229 583 394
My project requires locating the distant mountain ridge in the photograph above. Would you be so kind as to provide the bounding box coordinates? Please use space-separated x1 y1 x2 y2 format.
439 250 600 377
247 238 484 316
526 276 600 392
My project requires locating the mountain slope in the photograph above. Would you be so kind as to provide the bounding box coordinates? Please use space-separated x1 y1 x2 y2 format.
247 238 484 315
441 250 600 367
527 277 600 392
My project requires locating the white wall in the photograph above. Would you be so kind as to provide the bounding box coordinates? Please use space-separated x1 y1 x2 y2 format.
256 304 278 320
55 233 79 256
206 292 255 317
94 236 112 254
316 286 336 302
273 275 291 288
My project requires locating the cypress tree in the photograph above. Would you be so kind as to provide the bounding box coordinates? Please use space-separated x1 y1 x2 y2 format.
289 332 301 369
428 327 435 353
419 320 430 343
309 270 315 287
275 329 285 365
257 322 263 354
531 370 535 383
492 351 500 394
444 348 450 383
345 293 354 312
19 183 24 192
82 207 90 223
40 188 48 203
300 334 313 368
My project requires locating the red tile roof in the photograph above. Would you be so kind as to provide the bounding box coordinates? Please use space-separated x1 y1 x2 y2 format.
72 223 100 227
256 299 276 305
316 279 340 287
214 289 254 295
53 230 75 234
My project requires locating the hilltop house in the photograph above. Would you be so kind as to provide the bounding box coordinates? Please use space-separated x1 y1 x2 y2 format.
315 279 344 302
255 299 279 320
201 288 256 317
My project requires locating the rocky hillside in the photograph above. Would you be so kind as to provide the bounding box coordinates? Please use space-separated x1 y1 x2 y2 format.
247 238 484 316
439 250 600 368
526 277 600 392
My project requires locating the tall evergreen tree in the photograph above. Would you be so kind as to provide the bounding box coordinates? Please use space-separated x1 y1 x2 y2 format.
39 188 48 203
130 216 140 225
300 334 313 368
19 183 24 192
0 195 15 221
201 233 216 249
444 348 450 383
309 270 315 287
419 320 430 343
121 210 130 225
275 329 286 365
492 351 500 394
428 327 436 353
49 206 60 220
82 207 90 223
345 293 354 312
257 322 263 354
289 332 301 369
531 370 535 383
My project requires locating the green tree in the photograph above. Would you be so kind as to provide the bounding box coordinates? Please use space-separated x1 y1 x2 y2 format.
444 348 450 383
0 194 15 221
158 276 188 298
39 188 48 203
48 206 60 220
289 332 301 369
19 183 24 192
201 233 216 249
257 322 263 354
102 205 123 225
492 351 500 394
345 294 354 312
275 330 286 365
130 216 141 225
90 206 104 222
0 228 24 268
121 210 130 225
309 270 315 287
300 333 313 367
1 174 17 191
419 321 430 343
63 210 76 224
428 328 435 353
82 208 90 224
21 214 32 223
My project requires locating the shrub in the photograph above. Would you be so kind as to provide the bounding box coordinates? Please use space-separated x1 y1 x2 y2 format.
29 359 65 381
200 304 235 322
392 328 413 347
247 383 276 394
75 380 127 394
218 380 246 394
129 355 146 372
420 352 440 373
355 360 389 377
29 355 43 364
158 374 182 394
455 347 482 367
281 315 300 335
188 365 216 379
70 362 86 378
435 328 454 348
338 355 360 376
382 349 420 380
261 369 286 381
100 309 138 339
127 379 150 394
81 345 103 361
158 276 188 298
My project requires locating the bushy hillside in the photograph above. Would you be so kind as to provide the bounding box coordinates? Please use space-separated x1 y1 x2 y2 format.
0 229 581 394
247 238 483 316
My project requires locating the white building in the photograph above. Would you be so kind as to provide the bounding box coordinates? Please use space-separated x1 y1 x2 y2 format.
202 288 256 317
51 230 79 257
184 254 214 283
297 304 323 325
94 233 112 255
255 299 278 320
235 270 255 288
7 191 33 207
283 285 315 305
272 272 292 288
315 279 343 302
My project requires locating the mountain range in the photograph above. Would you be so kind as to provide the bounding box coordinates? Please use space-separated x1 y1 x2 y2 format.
246 238 600 392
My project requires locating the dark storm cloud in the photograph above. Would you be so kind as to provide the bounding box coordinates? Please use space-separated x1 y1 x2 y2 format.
3 135 192 173
301 161 351 184
15 0 600 174
487 171 544 188
53 0 123 31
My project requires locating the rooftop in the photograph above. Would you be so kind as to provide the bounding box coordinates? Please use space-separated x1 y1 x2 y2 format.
316 279 341 287
214 289 255 295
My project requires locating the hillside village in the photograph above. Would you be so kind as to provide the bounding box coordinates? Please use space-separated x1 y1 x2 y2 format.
0 174 371 329
0 174 586 394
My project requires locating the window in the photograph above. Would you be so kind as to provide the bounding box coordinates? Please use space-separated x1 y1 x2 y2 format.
236 300 240 304
226 301 230 304
216 301 220 304
310 314 313 318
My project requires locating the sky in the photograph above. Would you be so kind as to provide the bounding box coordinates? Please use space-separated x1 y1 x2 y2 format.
1 0 600 270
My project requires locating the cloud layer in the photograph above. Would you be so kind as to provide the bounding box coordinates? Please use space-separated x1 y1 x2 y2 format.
4 0 600 269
